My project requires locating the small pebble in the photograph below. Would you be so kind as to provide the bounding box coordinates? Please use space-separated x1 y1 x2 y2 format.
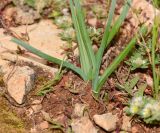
38 121 49 130
31 104 42 113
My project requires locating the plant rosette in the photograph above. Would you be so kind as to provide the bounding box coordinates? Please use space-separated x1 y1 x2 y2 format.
126 96 160 124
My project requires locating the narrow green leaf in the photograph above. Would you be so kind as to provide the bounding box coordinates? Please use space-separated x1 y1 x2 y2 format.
93 0 117 90
135 83 147 97
74 0 96 75
11 38 87 80
116 76 139 96
107 0 131 45
152 16 159 99
69 0 92 77
96 0 117 63
94 26 147 94
96 0 131 68
124 76 139 95
95 0 131 68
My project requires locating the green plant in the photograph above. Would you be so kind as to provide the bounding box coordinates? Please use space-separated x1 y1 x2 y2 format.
116 76 140 96
87 27 103 45
151 15 160 99
126 96 160 124
153 0 160 8
37 64 64 96
125 50 149 70
24 0 35 7
59 27 76 42
125 38 160 71
11 0 147 98
54 16 72 29
125 2 160 125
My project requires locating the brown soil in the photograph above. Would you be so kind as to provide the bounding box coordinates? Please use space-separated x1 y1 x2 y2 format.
42 72 106 117
0 61 160 133
0 0 159 133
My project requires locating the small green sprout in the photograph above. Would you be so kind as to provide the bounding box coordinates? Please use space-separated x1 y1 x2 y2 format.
59 27 76 42
125 48 149 70
54 16 72 29
126 96 160 124
87 27 103 44
116 76 140 96
140 103 152 118
128 96 144 114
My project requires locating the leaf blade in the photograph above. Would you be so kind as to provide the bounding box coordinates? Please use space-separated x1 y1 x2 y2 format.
69 0 92 76
94 26 147 94
11 38 87 80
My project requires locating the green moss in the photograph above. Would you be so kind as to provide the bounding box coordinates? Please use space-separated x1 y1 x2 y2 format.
0 97 26 133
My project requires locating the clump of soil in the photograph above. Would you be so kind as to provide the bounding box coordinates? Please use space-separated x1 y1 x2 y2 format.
42 72 106 118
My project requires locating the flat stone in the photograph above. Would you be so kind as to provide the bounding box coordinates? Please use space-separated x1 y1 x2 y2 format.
71 117 98 133
14 7 40 25
0 53 57 75
0 20 64 65
121 114 131 132
37 121 49 130
88 18 97 27
73 103 87 117
93 113 119 132
132 0 160 26
0 58 9 69
32 100 42 105
4 66 35 104
143 74 153 87
31 104 42 113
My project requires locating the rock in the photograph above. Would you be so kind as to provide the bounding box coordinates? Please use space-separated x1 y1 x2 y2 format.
3 6 40 25
30 127 37 133
32 99 42 105
2 7 17 24
0 59 9 70
31 104 42 113
73 103 87 117
38 121 49 130
131 126 139 133
0 53 57 75
26 108 34 116
62 8 70 16
4 66 35 104
88 18 97 27
93 113 118 132
14 7 40 25
131 0 160 26
71 117 98 133
0 20 64 64
143 74 153 87
121 114 131 131
92 45 98 53
13 0 52 13
54 114 66 127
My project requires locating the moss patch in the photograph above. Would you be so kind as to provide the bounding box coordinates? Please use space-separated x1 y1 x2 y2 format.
0 96 26 133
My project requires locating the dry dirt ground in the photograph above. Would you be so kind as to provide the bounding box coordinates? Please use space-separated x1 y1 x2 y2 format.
0 0 159 133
